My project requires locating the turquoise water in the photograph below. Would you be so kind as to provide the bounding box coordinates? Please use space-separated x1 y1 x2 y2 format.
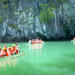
0 42 75 75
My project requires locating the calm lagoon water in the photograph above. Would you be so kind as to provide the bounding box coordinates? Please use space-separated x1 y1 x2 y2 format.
0 41 75 75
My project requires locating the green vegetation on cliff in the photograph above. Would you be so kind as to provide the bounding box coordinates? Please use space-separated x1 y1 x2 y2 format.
39 4 54 24
0 16 3 23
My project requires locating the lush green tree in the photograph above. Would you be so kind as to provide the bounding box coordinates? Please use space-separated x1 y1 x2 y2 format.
39 3 54 25
0 16 2 23
47 0 69 26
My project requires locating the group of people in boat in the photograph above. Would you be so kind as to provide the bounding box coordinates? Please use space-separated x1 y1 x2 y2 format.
29 38 43 44
0 43 20 57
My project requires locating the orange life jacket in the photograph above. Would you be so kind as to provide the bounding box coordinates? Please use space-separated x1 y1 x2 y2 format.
3 50 6 56
5 51 9 56
0 50 4 57
8 49 13 55
12 48 16 52
15 51 18 54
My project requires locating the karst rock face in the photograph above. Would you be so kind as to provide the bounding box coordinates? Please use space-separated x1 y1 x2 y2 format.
0 0 75 42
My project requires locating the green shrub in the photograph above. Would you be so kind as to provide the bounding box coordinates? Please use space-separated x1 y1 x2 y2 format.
0 16 3 23
11 2 16 7
0 0 8 3
39 5 54 24
3 3 8 9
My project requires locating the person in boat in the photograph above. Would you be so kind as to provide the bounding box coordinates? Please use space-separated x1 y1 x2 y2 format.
32 38 43 44
39 38 44 43
39 39 42 43
36 38 39 41
3 47 9 56
12 44 16 54
32 39 37 44
4 45 7 51
0 47 4 57
12 44 19 54
32 39 35 44
8 47 13 56
4 45 11 56
29 40 32 44
36 38 41 43
16 43 20 53
31 39 37 44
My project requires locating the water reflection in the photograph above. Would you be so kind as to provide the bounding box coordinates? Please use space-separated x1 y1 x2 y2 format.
3 61 6 71
0 58 18 71
29 43 43 56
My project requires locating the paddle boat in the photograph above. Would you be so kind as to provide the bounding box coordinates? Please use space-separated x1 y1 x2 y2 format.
0 52 25 62
0 44 25 62
29 39 44 44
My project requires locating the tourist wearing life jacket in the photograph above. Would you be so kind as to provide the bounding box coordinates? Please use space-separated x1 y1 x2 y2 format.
32 39 38 44
35 38 38 43
3 45 10 56
32 39 34 44
8 47 13 56
29 40 32 44
15 49 18 54
3 47 9 56
4 45 7 51
3 47 6 56
16 43 20 53
12 44 16 54
36 38 39 41
0 47 4 57
39 39 42 43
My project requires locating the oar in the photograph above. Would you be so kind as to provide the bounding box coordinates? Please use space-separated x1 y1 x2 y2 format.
8 52 25 60
0 52 25 62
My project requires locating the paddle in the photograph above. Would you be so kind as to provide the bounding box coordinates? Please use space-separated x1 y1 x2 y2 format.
0 51 25 62
8 52 25 60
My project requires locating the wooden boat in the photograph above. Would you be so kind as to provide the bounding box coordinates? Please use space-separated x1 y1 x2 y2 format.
29 40 44 44
0 52 25 62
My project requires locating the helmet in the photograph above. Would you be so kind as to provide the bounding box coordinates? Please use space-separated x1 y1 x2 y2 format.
12 44 15 47
9 47 11 49
3 47 6 50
